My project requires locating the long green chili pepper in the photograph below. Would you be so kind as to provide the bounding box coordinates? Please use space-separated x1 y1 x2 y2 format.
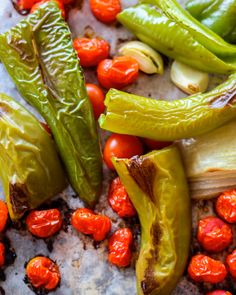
0 93 66 220
186 0 236 44
113 147 191 295
141 0 236 58
99 72 236 141
0 2 102 206
117 5 236 74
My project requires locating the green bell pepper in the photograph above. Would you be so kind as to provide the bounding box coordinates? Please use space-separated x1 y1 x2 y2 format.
0 2 102 206
113 147 191 295
117 4 236 74
0 93 66 220
99 72 236 141
186 0 236 44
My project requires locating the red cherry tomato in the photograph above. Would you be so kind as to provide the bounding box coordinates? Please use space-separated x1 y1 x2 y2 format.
0 242 5 268
73 38 110 67
197 216 233 252
0 200 8 233
108 177 136 217
226 249 236 279
89 0 121 23
108 228 133 267
17 0 37 9
26 209 62 238
216 190 236 223
143 138 172 151
97 56 139 90
31 0 65 18
103 134 143 170
71 208 111 241
26 256 60 291
206 291 232 295
86 84 105 120
188 254 227 283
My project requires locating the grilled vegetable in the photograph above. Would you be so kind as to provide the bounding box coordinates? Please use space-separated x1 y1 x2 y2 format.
0 2 102 206
0 93 66 220
113 146 191 295
99 73 236 141
216 190 236 223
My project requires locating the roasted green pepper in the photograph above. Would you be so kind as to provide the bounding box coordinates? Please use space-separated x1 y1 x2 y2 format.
99 72 236 141
0 93 66 220
186 0 236 43
0 2 102 206
113 147 191 295
117 5 236 73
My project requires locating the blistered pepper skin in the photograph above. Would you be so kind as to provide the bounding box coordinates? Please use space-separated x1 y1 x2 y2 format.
113 146 191 295
99 73 236 141
0 2 102 206
0 93 66 220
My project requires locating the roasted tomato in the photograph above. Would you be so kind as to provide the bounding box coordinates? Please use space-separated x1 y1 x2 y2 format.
226 249 236 279
108 228 133 267
188 254 227 283
0 200 8 232
197 216 233 252
0 242 5 268
216 190 236 223
71 208 111 241
206 291 232 295
73 38 110 67
86 84 105 120
143 138 172 151
89 0 121 23
26 256 60 291
17 0 37 9
97 56 139 90
30 0 65 18
108 177 136 217
26 209 62 238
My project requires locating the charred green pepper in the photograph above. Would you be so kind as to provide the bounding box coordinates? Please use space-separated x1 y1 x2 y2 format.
113 147 191 295
0 93 66 220
0 2 102 206
117 5 236 73
186 0 236 44
99 73 236 141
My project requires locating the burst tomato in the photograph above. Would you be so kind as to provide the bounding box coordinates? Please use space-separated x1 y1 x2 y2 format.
86 84 105 119
226 249 236 279
0 243 5 268
89 0 121 23
30 0 65 18
216 190 236 223
0 200 8 232
206 291 232 295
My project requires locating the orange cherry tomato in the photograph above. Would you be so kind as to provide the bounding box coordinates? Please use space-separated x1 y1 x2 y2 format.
0 200 8 233
86 84 105 120
30 0 65 18
89 0 121 23
73 38 110 68
26 256 60 291
143 138 172 151
108 228 133 267
226 249 236 279
0 242 5 268
216 190 236 223
108 177 136 217
188 254 227 284
103 133 143 170
206 291 232 295
197 216 233 252
71 208 111 241
97 56 139 90
26 209 62 238
17 0 38 9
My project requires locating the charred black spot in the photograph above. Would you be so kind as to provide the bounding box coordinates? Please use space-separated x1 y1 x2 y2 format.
0 286 5 295
0 234 17 281
9 183 29 216
209 87 236 108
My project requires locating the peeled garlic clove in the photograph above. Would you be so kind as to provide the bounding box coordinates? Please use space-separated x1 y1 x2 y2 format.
171 60 209 95
118 41 164 74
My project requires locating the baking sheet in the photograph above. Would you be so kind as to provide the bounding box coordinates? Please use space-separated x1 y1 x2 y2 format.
0 0 235 294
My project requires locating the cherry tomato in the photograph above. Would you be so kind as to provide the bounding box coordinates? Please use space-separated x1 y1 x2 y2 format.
108 177 136 217
86 84 105 120
26 256 60 291
103 134 143 170
0 200 8 233
188 254 227 283
216 190 236 223
0 242 5 268
60 0 73 3
226 249 236 279
26 209 62 238
97 56 139 90
31 0 65 18
71 208 111 241
108 228 133 267
206 291 232 295
197 216 233 252
143 138 172 151
73 38 110 68
17 0 37 9
89 0 121 23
